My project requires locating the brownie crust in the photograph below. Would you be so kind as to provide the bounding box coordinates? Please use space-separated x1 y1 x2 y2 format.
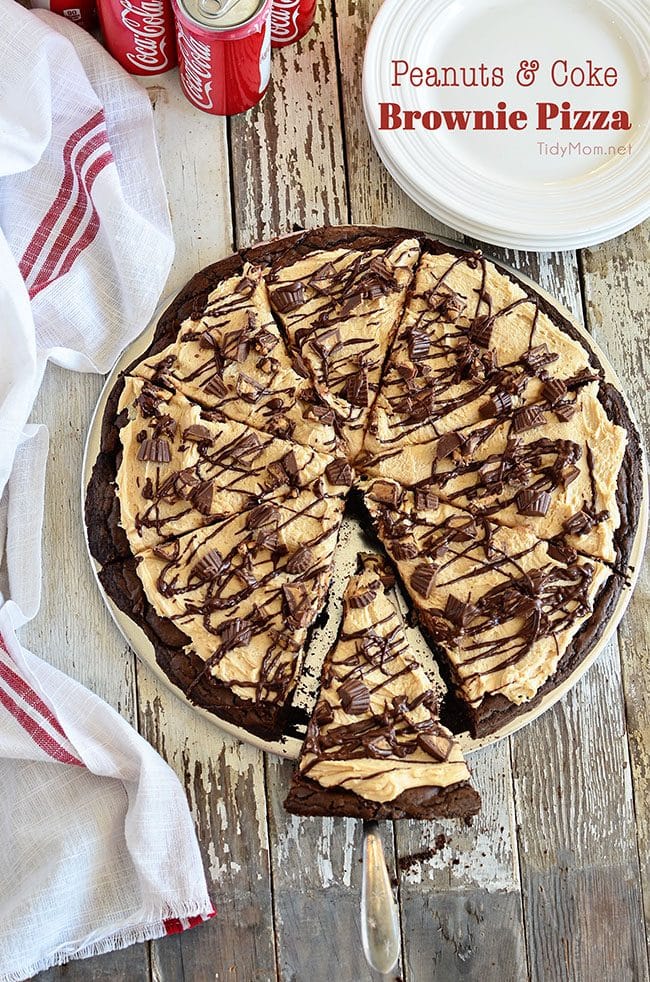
284 772 481 820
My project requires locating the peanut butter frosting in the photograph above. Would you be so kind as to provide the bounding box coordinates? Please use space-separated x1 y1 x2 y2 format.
267 239 420 458
134 491 345 704
365 483 609 707
116 376 349 553
133 264 338 454
291 555 476 808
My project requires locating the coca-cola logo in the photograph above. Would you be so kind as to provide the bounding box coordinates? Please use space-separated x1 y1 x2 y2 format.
271 0 300 42
120 0 171 72
176 24 214 111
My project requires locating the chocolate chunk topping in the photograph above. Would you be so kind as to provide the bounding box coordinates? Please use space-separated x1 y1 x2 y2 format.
515 488 552 517
410 563 436 599
436 432 462 460
282 450 300 480
236 432 262 456
468 316 492 347
345 368 369 408
137 437 171 463
392 541 418 561
135 386 162 418
555 401 577 422
543 378 568 405
153 540 179 561
547 538 578 564
193 548 224 582
246 503 278 529
431 289 466 322
409 330 430 361
414 488 439 511
512 405 546 433
203 375 228 398
417 730 454 762
153 415 177 440
485 390 512 417
338 677 370 715
253 329 277 354
219 617 252 650
562 464 581 487
272 283 306 313
348 586 378 609
522 343 558 371
371 480 402 508
183 424 212 444
444 595 476 629
325 458 353 487
286 547 314 574
313 701 335 727
199 330 219 350
174 467 201 500
282 583 312 628
563 510 593 535
192 481 214 515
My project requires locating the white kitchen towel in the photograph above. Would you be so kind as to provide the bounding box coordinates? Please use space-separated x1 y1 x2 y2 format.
0 605 215 982
0 4 216 980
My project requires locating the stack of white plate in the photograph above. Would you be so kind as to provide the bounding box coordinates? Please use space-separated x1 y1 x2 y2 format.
363 0 650 251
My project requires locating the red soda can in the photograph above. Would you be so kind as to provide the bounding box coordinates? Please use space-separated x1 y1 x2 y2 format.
270 0 315 48
96 0 177 75
31 0 97 31
172 0 272 116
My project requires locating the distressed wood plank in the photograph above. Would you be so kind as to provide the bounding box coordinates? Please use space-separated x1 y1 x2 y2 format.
265 755 393 982
334 0 449 238
580 219 650 960
139 687 277 982
229 0 348 246
512 638 648 982
505 245 648 982
136 74 278 982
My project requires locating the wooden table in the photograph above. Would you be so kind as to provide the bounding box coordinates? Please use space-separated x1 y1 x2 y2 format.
28 2 649 979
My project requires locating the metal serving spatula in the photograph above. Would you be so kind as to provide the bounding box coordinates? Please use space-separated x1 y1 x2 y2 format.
360 821 400 975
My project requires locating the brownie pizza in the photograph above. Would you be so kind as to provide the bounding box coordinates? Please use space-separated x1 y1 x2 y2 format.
85 225 643 752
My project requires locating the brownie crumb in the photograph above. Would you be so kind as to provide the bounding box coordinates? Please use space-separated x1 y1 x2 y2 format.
398 833 449 872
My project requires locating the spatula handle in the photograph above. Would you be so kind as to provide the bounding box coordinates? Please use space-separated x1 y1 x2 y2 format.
361 821 400 975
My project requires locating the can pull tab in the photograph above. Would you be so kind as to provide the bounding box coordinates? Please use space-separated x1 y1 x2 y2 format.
197 0 243 18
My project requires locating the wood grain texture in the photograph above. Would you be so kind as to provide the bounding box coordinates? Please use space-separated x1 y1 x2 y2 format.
503 246 649 982
229 0 348 247
581 219 650 962
20 5 649 978
26 368 148 982
265 756 395 982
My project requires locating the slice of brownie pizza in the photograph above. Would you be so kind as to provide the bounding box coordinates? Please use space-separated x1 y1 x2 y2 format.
285 554 481 819
133 263 338 454
267 238 420 459
364 481 610 736
116 376 352 552
131 490 345 733
361 249 595 470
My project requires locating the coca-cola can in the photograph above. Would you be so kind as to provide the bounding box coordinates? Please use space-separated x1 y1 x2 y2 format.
271 0 316 48
31 0 97 31
96 0 177 75
171 0 272 116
